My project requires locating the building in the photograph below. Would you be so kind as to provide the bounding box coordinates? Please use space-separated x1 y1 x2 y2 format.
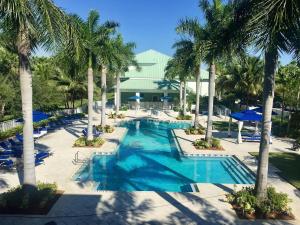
115 49 209 109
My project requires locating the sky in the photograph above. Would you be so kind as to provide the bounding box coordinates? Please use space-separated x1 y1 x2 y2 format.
36 0 293 65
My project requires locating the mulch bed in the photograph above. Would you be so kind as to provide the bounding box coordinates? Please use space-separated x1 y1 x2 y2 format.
0 190 63 215
231 204 295 220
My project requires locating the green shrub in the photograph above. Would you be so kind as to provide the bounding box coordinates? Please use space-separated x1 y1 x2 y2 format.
74 137 105 147
226 186 292 218
193 139 210 149
96 125 115 133
0 125 23 141
173 106 180 112
0 182 57 210
176 114 192 120
108 112 117 119
258 187 291 215
108 113 125 119
117 113 125 119
120 105 128 111
185 126 205 135
193 138 223 150
211 138 222 148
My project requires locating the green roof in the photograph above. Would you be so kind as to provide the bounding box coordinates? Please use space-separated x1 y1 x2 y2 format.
124 49 209 80
124 49 171 79
120 78 179 93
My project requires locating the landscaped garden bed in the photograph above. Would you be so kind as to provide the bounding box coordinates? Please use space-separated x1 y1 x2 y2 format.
185 126 205 135
193 138 224 150
226 186 294 220
108 112 126 119
0 183 63 215
176 114 192 120
73 137 105 147
96 124 115 133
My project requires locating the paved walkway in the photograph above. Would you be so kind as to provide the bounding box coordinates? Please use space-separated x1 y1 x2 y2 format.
0 110 299 225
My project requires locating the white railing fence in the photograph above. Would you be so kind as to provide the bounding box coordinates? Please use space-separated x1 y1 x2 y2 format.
214 105 231 119
0 106 86 132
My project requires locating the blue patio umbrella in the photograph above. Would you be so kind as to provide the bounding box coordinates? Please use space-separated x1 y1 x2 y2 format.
230 110 262 122
128 96 144 100
229 110 263 144
16 111 50 123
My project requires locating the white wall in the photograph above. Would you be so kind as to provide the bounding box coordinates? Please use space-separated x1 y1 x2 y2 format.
187 81 209 96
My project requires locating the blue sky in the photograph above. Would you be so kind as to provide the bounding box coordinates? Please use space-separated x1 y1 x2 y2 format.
37 0 293 65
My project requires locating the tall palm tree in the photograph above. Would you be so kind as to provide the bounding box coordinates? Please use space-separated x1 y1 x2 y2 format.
228 0 300 200
198 0 234 143
109 35 139 115
165 49 192 116
176 19 205 128
96 27 119 126
0 0 67 191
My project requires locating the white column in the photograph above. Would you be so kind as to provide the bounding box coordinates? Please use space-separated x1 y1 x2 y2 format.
135 92 140 103
163 92 168 110
228 117 232 137
237 121 244 144
135 92 140 111
254 121 259 134
114 89 117 108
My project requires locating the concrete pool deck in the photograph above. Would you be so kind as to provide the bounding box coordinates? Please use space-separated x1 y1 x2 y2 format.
0 110 299 225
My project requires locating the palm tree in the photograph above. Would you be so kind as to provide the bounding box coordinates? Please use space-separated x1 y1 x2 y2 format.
216 55 264 107
165 49 192 116
96 27 119 126
0 0 67 191
82 10 100 140
228 0 300 200
198 0 234 143
176 19 205 128
109 35 139 115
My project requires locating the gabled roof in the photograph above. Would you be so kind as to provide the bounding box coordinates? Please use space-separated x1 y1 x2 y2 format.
124 49 209 80
120 78 179 93
124 49 171 79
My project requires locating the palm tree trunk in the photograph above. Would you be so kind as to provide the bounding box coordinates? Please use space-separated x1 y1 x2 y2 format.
180 81 183 113
280 90 285 125
101 66 107 126
115 73 121 115
194 68 201 128
183 81 187 116
87 67 93 141
255 48 278 200
17 28 36 191
205 63 216 143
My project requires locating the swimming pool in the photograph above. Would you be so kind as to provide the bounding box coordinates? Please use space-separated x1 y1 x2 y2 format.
76 119 255 192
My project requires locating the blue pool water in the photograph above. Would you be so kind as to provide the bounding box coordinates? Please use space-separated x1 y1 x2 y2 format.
77 120 255 192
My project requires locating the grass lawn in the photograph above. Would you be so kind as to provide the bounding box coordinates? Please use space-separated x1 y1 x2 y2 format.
213 121 251 132
250 152 300 190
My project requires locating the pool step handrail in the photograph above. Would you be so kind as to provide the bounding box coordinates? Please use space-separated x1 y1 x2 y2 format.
73 151 89 165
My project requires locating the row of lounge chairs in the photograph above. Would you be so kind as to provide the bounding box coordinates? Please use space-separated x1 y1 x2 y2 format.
0 139 52 169
241 132 272 144
0 114 83 169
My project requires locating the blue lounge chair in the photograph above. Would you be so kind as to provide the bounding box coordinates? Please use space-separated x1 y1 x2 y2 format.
16 133 24 143
0 159 14 169
82 128 102 137
35 158 44 166
36 151 50 160
0 155 10 160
